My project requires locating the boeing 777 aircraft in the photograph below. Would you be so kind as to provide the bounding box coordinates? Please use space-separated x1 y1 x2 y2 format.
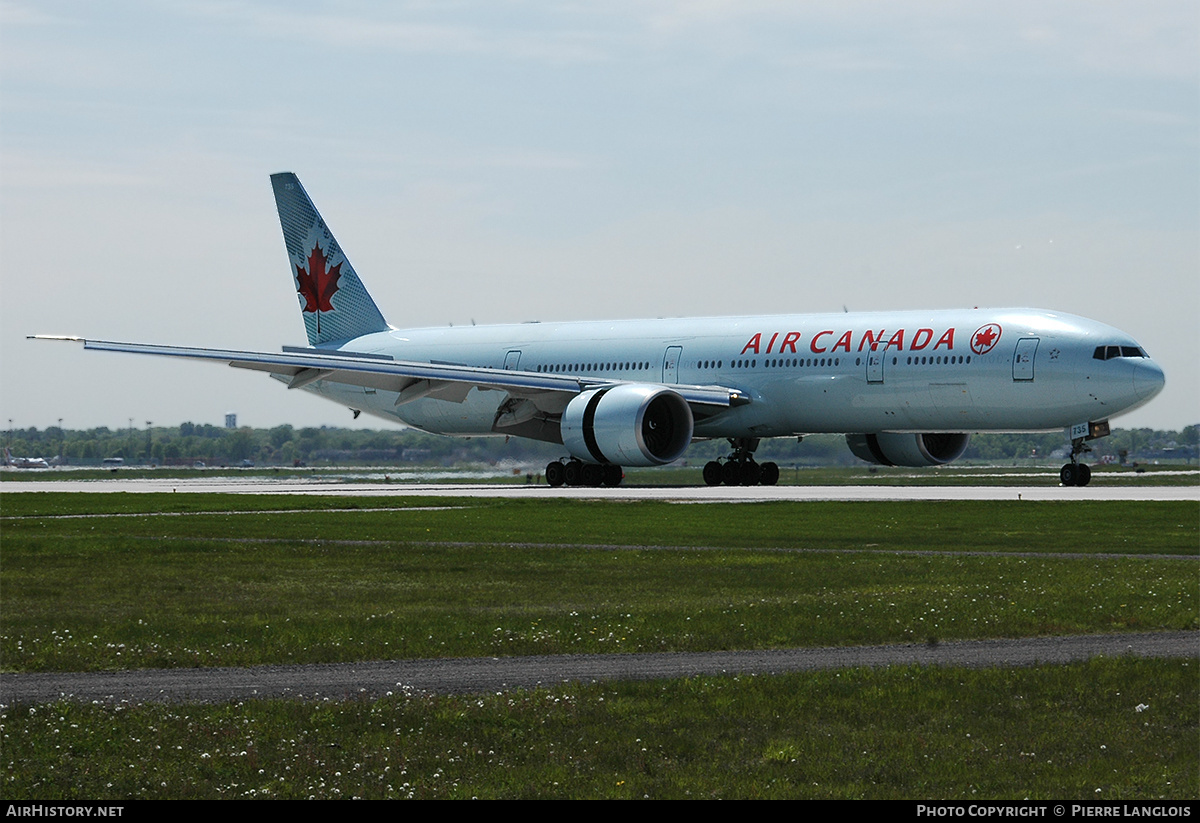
35 173 1165 487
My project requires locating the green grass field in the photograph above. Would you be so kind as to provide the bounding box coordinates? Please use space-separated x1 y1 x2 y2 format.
5 658 1193 799
1 493 1196 799
2 495 1195 671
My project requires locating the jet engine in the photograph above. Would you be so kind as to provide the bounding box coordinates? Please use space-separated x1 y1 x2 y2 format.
561 385 694 467
846 432 970 467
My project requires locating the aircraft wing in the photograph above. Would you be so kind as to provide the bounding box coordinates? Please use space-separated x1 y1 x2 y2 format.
30 336 749 412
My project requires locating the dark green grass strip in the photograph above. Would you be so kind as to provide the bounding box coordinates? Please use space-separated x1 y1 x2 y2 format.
3 495 1197 555
3 658 1193 799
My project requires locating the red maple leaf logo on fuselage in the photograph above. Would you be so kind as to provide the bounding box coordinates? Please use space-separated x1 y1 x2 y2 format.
296 243 342 313
971 323 1002 355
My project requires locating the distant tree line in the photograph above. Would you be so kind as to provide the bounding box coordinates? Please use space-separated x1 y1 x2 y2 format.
3 423 562 467
5 422 1196 468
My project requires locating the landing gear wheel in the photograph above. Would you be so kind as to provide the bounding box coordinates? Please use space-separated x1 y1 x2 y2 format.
545 461 565 487
759 462 779 486
602 464 624 487
740 460 762 486
721 461 741 486
581 463 603 487
564 460 583 487
1060 434 1097 488
703 461 722 486
717 437 764 487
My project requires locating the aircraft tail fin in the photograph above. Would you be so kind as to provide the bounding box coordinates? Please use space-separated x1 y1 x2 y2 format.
270 172 390 346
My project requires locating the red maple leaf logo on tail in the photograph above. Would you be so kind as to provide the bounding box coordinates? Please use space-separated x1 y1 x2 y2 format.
296 243 342 313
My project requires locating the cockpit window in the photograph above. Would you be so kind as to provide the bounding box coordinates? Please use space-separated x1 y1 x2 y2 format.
1093 345 1146 360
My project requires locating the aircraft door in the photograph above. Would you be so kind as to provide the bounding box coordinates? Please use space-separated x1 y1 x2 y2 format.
866 343 887 383
662 346 682 384
504 350 521 371
1013 338 1038 381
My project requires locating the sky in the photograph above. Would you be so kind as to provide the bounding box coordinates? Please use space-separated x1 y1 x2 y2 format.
2 0 1196 434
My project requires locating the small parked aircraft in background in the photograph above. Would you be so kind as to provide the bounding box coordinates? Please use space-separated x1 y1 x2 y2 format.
4 448 51 469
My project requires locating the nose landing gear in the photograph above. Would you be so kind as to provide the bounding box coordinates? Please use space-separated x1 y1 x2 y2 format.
1059 462 1092 486
1059 436 1093 487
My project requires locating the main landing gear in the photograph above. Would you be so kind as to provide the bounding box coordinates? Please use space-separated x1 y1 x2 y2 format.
545 459 623 488
702 437 779 487
1059 437 1093 487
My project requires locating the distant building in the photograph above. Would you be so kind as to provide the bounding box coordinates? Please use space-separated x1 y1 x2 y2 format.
225 413 237 429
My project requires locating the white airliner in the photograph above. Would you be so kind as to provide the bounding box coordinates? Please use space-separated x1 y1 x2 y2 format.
4 448 51 470
35 173 1165 487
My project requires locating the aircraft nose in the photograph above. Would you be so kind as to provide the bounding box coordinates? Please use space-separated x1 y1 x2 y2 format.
1133 359 1165 401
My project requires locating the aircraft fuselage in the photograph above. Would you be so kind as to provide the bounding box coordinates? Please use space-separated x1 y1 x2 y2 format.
303 307 1163 440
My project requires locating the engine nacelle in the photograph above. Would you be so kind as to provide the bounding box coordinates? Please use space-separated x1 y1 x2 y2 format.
846 432 970 467
561 385 694 467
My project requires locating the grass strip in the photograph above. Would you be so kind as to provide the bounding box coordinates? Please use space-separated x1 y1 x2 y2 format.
3 495 1196 555
2 657 1193 799
2 497 1195 671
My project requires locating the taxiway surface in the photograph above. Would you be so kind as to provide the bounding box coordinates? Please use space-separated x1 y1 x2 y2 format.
3 476 1197 501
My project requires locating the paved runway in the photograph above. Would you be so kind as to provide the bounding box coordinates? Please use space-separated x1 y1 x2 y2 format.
3 476 1197 501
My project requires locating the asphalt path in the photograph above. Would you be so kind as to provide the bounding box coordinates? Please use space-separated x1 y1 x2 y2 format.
2 632 1195 705
3 476 1197 501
